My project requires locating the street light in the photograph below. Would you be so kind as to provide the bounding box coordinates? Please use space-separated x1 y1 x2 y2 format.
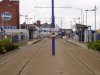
21 15 30 29
85 6 97 31
20 15 28 29
61 19 62 29
70 21 73 29
73 17 80 24
81 9 83 24
85 6 97 42
83 14 85 24
84 10 90 42
28 18 32 24
77 8 83 24
34 15 35 23
90 6 97 31
73 18 76 24
94 6 97 31
85 10 89 26
90 5 97 41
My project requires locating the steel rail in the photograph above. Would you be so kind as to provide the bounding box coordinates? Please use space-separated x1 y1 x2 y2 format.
0 40 41 67
62 40 96 75
66 40 100 61
18 39 48 75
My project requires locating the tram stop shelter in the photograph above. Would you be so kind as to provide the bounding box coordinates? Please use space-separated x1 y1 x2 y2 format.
75 23 91 42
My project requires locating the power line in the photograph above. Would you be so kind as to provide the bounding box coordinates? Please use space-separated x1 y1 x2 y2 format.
34 6 72 8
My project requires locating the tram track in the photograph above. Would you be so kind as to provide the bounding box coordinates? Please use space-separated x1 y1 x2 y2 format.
66 40 100 62
0 39 47 75
63 41 100 75
18 42 43 75
62 40 96 75
18 39 48 75
0 38 99 75
0 40 42 67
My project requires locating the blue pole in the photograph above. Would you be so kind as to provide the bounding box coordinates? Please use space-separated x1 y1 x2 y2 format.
51 0 55 56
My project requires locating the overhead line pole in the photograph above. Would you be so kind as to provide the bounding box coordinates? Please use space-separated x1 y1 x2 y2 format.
81 9 83 24
51 0 55 56
94 5 96 31
34 3 72 56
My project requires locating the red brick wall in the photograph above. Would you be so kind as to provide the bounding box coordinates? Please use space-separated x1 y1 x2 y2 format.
0 0 19 29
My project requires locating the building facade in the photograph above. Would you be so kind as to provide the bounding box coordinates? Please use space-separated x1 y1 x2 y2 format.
0 0 19 29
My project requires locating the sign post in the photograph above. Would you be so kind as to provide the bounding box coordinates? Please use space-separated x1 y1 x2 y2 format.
51 0 55 56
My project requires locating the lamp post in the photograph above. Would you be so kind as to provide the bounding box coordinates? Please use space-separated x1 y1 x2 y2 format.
20 15 29 40
73 18 76 24
34 15 35 23
20 15 28 29
81 9 83 24
78 17 80 24
24 15 27 29
83 14 85 24
85 10 89 42
94 6 97 31
25 17 32 29
90 5 97 41
85 6 97 41
28 18 32 25
76 8 83 24
70 21 73 29
85 10 89 26
73 17 80 24
61 19 62 29
86 6 97 30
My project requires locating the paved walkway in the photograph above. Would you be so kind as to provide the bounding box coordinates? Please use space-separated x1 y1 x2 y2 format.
27 39 41 45
0 38 100 75
67 38 88 48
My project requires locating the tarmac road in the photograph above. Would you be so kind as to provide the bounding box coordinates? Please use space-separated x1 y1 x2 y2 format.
0 38 100 75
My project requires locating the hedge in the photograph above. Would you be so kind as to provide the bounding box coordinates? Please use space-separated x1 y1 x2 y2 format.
0 38 19 54
87 40 100 51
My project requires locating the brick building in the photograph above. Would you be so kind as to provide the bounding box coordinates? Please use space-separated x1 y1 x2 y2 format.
0 0 19 29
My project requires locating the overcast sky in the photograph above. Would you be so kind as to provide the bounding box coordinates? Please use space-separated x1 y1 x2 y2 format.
0 0 100 29
20 0 100 29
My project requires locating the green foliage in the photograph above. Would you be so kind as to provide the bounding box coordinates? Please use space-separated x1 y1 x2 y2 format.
0 46 7 54
4 43 14 51
88 40 100 51
13 43 19 49
0 39 19 54
0 38 10 45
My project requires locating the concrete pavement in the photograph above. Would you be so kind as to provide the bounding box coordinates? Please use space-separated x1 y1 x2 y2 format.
22 39 94 75
67 38 88 48
0 38 100 75
27 39 41 45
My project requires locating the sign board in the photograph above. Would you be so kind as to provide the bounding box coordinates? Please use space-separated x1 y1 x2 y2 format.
0 26 17 29
1 12 12 21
